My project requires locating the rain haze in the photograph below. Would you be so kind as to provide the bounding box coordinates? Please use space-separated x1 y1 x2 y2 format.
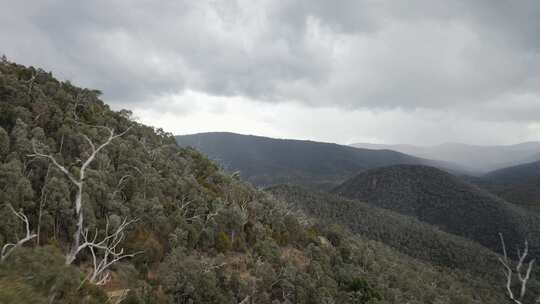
2 0 540 145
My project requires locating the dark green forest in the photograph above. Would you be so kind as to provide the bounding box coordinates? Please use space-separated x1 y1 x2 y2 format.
332 165 540 259
471 161 540 211
0 59 533 303
269 185 504 276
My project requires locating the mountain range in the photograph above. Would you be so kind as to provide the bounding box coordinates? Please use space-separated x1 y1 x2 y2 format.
351 142 540 174
469 160 540 211
176 132 465 189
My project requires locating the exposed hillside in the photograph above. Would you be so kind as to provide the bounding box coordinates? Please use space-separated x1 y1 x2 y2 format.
0 61 511 302
352 142 540 173
332 165 540 259
268 185 503 276
176 132 457 189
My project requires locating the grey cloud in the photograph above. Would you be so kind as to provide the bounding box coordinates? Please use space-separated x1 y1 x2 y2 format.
1 0 540 123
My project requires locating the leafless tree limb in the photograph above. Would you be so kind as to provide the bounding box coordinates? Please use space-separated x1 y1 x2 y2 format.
111 174 132 201
498 233 540 304
238 296 250 304
81 217 142 285
28 125 132 265
1 205 37 263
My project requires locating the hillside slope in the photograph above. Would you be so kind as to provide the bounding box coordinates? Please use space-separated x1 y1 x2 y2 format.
268 185 503 276
484 160 540 184
470 161 540 211
332 165 540 258
0 60 510 302
176 132 458 189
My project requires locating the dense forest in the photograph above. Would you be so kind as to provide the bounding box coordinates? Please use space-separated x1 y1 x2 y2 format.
332 165 540 259
269 185 504 276
0 60 524 303
471 161 540 211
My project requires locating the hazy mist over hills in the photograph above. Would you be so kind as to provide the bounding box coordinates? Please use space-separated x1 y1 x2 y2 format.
352 142 540 173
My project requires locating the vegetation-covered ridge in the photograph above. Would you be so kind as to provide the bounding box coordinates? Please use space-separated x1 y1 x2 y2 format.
332 164 540 259
176 132 458 190
0 59 515 303
268 185 503 276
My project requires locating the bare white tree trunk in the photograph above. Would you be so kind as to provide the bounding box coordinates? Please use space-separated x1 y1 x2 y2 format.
498 233 540 304
1 205 37 263
29 126 131 265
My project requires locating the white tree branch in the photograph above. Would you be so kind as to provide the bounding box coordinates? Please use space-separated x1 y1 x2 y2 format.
80 217 142 285
28 125 132 265
498 233 538 304
1 205 37 263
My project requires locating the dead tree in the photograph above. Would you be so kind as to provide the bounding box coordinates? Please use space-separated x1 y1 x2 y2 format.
498 233 540 304
1 205 37 263
81 218 142 285
29 126 131 265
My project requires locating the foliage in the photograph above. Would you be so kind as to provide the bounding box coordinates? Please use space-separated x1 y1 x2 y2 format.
0 246 107 303
0 59 514 303
332 165 540 258
269 185 503 276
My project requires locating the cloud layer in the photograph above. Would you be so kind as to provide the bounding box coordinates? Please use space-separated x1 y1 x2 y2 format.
2 0 540 144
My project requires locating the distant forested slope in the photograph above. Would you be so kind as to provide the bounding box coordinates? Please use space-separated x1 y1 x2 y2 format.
268 185 503 277
465 161 540 212
176 132 457 189
484 160 540 184
332 165 540 259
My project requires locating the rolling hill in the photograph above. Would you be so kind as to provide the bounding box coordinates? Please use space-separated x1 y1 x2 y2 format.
484 160 540 184
470 161 540 211
351 142 540 174
332 165 540 258
267 185 503 277
176 132 460 189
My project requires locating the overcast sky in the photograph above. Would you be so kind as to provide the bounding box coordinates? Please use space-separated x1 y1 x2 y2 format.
2 0 540 145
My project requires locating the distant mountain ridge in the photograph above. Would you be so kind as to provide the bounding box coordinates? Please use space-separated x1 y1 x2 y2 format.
176 132 462 189
470 160 540 211
351 141 540 174
484 160 540 184
332 164 540 258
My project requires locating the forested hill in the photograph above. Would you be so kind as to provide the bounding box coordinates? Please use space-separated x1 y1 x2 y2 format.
467 160 540 212
332 164 540 259
0 61 510 302
267 185 502 276
176 132 459 189
484 160 540 184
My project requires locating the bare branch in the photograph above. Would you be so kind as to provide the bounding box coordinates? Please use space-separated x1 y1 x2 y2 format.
1 205 37 263
28 125 132 265
498 233 538 304
79 217 142 285
29 140 80 187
